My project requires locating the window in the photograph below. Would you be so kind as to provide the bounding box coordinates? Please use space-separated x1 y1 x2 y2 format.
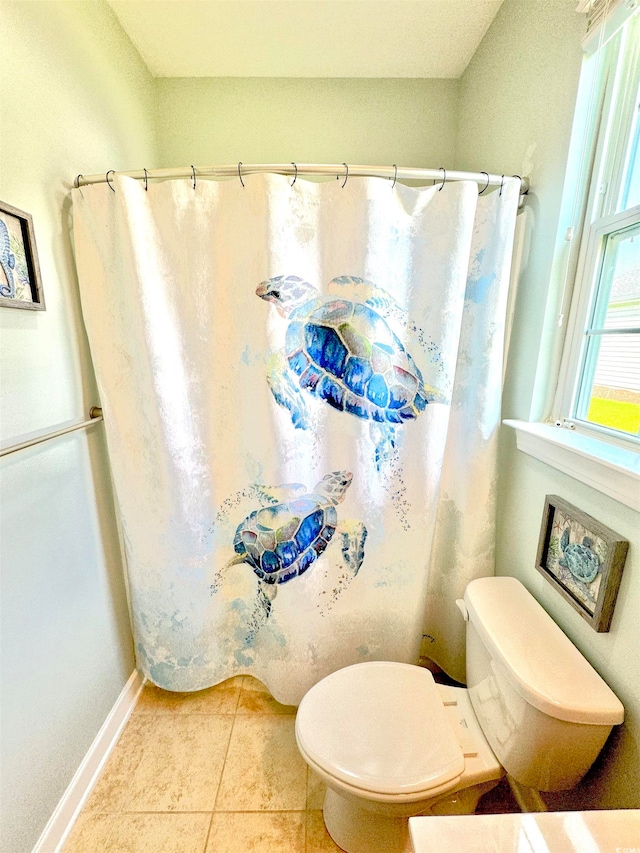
556 2 640 444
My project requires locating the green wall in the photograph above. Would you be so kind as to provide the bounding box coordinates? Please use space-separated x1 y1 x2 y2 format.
157 77 459 168
457 0 639 809
0 2 156 851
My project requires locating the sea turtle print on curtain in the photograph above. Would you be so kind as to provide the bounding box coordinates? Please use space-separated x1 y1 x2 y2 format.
212 471 367 639
257 274 447 465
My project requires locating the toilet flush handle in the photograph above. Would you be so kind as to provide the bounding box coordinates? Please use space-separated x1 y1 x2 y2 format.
455 599 469 621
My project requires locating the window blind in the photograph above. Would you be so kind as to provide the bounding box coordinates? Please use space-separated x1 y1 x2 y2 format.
577 0 638 50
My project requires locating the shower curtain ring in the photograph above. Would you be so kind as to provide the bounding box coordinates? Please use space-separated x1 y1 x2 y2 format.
191 165 197 189
499 175 505 196
438 167 446 191
391 164 397 189
106 170 116 192
342 163 349 188
479 172 490 195
290 163 297 187
143 168 149 191
238 162 245 188
75 174 84 189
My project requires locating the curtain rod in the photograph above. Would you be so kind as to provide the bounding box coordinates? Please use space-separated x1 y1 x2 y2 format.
74 164 530 206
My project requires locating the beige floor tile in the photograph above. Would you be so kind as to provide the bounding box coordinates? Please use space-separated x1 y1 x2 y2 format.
206 811 305 853
84 715 154 812
125 715 233 811
305 810 343 853
135 676 243 715
103 813 211 853
237 676 298 715
216 716 307 811
62 813 115 852
306 769 326 810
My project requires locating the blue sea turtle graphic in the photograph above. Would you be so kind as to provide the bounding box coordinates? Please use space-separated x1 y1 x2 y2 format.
213 471 367 626
0 218 16 298
256 275 446 463
559 528 601 584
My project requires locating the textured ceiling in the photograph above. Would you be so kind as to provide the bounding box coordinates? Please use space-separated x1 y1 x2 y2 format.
107 0 505 78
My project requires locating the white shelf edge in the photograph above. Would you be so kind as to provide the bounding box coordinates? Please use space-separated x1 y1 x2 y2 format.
503 420 640 512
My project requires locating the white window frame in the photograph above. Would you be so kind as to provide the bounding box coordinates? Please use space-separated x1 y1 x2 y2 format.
553 4 640 450
558 204 640 447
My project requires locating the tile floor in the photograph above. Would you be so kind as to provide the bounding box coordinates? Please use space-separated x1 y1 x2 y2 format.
63 675 519 852
63 676 339 852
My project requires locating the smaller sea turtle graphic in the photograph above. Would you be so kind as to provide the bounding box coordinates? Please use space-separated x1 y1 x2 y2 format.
213 471 367 629
559 528 601 584
256 275 447 463
0 218 16 298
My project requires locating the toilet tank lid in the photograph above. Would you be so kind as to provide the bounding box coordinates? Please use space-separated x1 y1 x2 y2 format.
464 578 624 726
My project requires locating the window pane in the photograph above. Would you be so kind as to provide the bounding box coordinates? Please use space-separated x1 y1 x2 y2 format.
620 80 640 211
599 221 640 330
583 332 640 436
576 220 640 437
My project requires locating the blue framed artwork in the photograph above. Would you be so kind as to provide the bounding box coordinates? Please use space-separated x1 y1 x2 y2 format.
0 200 45 311
536 495 629 632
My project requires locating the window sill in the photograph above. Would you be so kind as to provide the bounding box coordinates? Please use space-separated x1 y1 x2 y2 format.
503 420 640 512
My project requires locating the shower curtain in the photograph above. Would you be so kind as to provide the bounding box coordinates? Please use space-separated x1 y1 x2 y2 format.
72 173 518 702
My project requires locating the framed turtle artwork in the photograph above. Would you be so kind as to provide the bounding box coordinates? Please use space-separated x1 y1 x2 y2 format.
535 495 629 632
0 200 45 310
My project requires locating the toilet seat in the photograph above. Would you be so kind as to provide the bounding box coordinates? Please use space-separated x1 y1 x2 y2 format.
298 741 468 805
295 662 465 798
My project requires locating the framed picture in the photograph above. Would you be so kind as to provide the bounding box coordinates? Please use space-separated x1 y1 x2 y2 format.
535 495 629 632
0 200 45 310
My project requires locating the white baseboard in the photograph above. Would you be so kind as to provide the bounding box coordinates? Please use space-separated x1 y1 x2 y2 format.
32 669 145 853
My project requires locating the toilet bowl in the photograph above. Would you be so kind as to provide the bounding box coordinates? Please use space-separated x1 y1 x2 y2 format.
296 661 503 853
295 578 625 853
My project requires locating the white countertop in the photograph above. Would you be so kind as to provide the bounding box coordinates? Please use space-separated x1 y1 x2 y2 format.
409 809 640 853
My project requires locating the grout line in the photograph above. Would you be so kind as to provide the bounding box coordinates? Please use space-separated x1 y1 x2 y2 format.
202 811 215 853
212 698 240 812
205 808 309 814
231 677 243 714
81 805 338 816
108 811 224 815
86 808 314 815
133 708 237 715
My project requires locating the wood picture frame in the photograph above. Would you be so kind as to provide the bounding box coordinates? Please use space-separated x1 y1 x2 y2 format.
0 200 45 310
535 495 629 632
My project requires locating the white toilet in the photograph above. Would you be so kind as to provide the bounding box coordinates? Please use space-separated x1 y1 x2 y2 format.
295 577 624 853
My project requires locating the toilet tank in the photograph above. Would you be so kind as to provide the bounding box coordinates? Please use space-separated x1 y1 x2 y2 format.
462 577 624 792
